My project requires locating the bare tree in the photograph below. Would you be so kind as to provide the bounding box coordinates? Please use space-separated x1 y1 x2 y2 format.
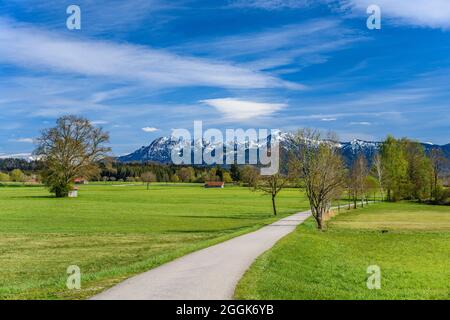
372 153 384 201
241 165 260 188
289 129 346 230
257 174 287 216
141 172 157 190
35 115 110 197
348 154 369 208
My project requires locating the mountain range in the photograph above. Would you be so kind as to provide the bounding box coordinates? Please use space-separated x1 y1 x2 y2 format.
117 134 450 166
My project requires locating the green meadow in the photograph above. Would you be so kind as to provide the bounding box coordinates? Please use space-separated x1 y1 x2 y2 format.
235 202 450 300
0 183 309 300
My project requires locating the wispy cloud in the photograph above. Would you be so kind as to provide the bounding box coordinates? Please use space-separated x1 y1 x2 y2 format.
349 121 371 126
142 127 159 132
229 0 313 10
91 120 109 125
0 19 295 90
233 1 450 30
177 19 367 73
12 138 34 143
1 0 181 35
340 0 450 30
201 98 286 121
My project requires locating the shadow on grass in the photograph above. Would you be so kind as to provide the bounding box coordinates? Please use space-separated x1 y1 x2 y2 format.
166 225 254 234
10 195 56 199
174 215 272 220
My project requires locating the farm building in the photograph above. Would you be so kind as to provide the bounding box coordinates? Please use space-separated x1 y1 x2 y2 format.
74 177 89 184
68 187 79 198
204 181 225 188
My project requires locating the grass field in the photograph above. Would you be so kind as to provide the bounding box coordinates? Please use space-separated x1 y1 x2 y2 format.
235 202 450 300
0 183 308 299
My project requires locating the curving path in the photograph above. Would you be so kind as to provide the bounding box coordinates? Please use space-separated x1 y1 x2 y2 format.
91 210 311 300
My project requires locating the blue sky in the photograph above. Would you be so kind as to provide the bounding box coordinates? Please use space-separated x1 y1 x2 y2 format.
0 0 449 156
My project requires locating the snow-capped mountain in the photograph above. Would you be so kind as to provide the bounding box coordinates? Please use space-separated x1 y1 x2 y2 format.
117 134 450 165
0 153 38 161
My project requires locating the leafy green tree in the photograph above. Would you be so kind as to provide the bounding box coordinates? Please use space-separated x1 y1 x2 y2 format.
429 148 449 201
230 164 241 181
222 172 233 183
171 174 180 183
379 136 408 201
0 172 10 182
10 169 25 182
403 140 432 201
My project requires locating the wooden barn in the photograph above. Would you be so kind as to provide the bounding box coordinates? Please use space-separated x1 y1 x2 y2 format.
204 181 225 189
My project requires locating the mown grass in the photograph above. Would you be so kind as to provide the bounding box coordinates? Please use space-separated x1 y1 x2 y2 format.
0 183 309 299
235 202 450 300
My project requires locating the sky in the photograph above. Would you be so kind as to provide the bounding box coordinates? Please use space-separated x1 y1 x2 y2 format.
0 0 449 156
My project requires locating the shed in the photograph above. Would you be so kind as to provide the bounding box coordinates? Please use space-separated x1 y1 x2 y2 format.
68 187 79 198
204 181 225 188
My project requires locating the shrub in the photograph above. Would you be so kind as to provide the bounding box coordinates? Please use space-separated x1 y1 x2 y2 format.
0 172 10 182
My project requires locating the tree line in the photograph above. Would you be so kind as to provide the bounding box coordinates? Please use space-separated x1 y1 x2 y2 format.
3 116 449 231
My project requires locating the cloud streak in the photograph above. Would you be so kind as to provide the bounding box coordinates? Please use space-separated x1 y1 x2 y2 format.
0 19 296 90
176 18 367 74
142 127 159 132
229 0 313 10
341 0 450 30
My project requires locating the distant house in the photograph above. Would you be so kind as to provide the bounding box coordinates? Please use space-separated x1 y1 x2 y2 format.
74 177 88 185
204 181 225 188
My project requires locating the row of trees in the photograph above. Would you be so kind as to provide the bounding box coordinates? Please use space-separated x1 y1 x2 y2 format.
99 163 234 184
0 169 38 183
32 116 448 231
236 131 450 229
375 136 449 203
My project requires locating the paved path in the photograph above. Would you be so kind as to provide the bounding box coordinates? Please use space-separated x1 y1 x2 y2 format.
91 210 311 300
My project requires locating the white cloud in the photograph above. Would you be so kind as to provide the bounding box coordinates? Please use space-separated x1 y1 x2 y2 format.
13 138 34 143
142 127 159 132
201 98 286 121
321 118 337 121
0 19 294 90
233 0 450 30
92 120 109 125
350 121 371 125
342 0 450 30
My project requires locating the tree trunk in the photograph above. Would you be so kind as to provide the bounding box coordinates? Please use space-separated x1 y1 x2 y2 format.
147 182 150 190
271 195 277 216
317 216 324 230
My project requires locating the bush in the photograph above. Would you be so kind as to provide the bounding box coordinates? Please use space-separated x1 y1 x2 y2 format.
0 172 10 182
435 186 450 204
9 169 25 182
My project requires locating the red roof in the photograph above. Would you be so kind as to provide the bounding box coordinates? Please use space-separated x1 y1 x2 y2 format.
204 181 225 187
